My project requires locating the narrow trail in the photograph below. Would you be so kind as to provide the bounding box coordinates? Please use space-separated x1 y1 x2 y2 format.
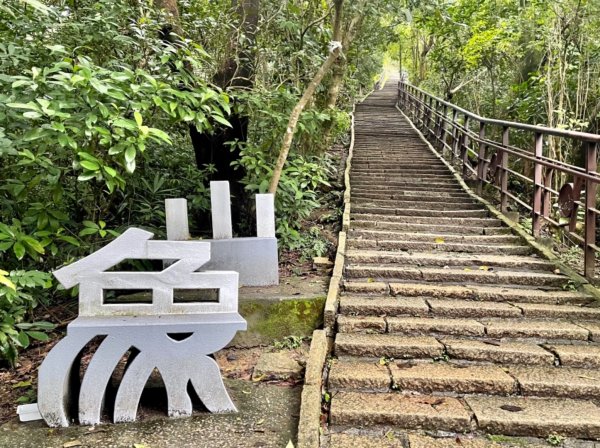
324 83 600 447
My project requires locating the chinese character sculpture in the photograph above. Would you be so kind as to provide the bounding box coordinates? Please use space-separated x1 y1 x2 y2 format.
21 228 246 427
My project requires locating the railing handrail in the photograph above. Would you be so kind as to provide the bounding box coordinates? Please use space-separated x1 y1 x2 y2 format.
397 82 600 279
401 82 600 144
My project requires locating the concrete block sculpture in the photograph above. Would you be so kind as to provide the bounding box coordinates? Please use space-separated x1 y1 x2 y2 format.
21 228 246 427
165 181 279 286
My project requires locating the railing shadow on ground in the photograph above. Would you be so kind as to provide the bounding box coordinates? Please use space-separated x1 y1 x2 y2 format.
398 82 600 279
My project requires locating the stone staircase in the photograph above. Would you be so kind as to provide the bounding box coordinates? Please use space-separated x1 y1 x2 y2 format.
324 83 600 447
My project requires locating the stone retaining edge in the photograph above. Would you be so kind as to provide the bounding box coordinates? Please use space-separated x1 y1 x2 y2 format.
297 104 357 448
396 104 600 302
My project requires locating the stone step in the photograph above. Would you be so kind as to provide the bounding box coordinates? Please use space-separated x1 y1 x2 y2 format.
330 392 472 432
345 266 566 287
506 365 600 398
347 239 532 255
353 184 464 193
351 213 502 227
351 179 460 188
329 360 600 400
352 206 489 218
442 338 556 365
338 315 592 341
352 192 473 202
351 167 450 175
334 333 443 358
340 297 600 322
350 220 510 235
465 395 600 438
330 360 515 395
339 296 431 317
547 344 600 368
334 333 558 365
345 250 552 270
383 282 592 305
349 229 520 244
351 176 457 184
352 199 484 211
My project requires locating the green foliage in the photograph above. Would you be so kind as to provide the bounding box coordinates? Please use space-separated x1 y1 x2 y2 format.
272 335 305 350
0 0 228 365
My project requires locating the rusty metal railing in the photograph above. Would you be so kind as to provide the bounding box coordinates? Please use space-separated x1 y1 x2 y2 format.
398 82 600 278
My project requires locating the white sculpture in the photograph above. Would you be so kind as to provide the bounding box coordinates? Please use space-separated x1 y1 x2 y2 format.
20 228 246 427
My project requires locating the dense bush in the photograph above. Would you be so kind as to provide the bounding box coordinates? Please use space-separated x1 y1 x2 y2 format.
0 0 229 365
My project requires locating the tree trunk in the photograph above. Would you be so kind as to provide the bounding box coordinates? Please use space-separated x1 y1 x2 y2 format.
268 2 364 194
267 47 343 194
190 0 259 231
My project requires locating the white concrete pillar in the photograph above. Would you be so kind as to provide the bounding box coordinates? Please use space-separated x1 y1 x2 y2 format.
210 181 233 239
165 199 190 241
256 194 276 238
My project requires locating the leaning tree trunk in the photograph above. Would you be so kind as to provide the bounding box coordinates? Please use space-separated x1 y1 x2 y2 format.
268 1 366 194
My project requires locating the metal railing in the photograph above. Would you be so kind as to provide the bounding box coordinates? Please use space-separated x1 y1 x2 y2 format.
398 82 600 278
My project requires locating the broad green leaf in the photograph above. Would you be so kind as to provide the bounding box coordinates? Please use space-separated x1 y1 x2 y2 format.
124 147 136 163
80 160 100 171
13 242 25 260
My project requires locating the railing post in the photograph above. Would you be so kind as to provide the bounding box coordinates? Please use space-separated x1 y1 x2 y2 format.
584 142 597 278
440 104 448 155
450 109 458 161
477 122 486 195
461 115 470 179
532 133 544 237
500 126 509 213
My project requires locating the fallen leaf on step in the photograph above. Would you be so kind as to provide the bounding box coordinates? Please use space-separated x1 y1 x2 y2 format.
63 441 82 448
464 268 471 271
435 237 445 244
133 444 149 448
479 266 490 271
579 375 599 381
367 278 375 283
554 269 561 274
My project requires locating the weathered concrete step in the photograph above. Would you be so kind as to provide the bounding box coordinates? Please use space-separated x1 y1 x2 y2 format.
345 250 552 270
351 167 450 174
352 213 502 227
349 229 520 244
351 178 465 190
506 365 600 398
548 343 600 368
330 360 516 395
482 319 590 340
350 220 510 235
338 316 592 341
348 239 532 255
352 198 483 211
345 266 566 287
352 206 489 218
334 333 557 365
465 395 600 438
329 360 600 399
351 175 456 183
334 333 443 358
352 192 473 202
329 433 515 448
442 338 556 365
330 392 472 432
383 282 592 305
339 296 430 317
514 303 600 319
351 161 444 167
